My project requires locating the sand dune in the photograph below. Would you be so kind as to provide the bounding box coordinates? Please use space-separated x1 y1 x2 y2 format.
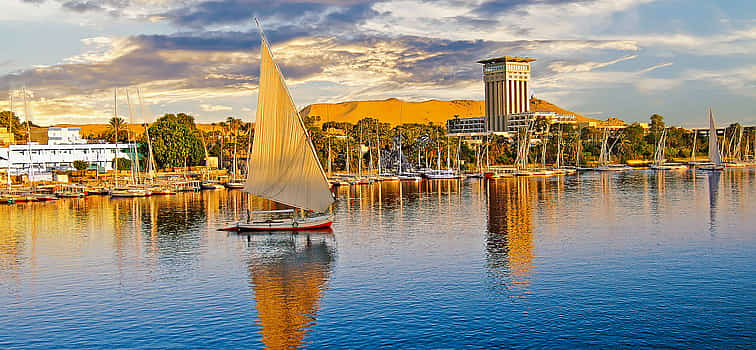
42 98 596 137
300 97 596 126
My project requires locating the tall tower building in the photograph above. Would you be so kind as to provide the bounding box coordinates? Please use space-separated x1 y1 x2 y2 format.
478 56 535 132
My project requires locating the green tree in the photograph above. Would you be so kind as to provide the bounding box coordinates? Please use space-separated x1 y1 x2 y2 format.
113 157 131 171
107 117 128 143
141 113 205 169
72 160 89 171
650 114 665 134
0 110 26 141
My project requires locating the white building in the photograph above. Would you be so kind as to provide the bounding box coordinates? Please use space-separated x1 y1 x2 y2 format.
48 127 86 145
507 112 577 130
478 56 535 132
0 143 132 178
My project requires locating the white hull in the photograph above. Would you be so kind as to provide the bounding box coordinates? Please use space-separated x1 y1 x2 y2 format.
234 213 333 231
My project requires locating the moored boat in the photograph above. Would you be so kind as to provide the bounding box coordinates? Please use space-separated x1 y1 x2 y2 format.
229 23 334 232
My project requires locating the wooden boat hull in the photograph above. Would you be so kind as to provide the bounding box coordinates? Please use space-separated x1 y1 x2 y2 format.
56 193 86 198
111 191 150 197
650 164 688 171
224 183 246 189
698 166 724 171
231 214 334 231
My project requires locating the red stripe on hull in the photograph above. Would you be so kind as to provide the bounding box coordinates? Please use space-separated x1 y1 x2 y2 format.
225 220 333 232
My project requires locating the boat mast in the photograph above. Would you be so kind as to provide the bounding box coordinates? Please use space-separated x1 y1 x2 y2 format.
358 124 362 177
245 123 252 176
137 88 156 183
22 88 34 190
233 124 238 179
375 120 381 174
114 89 119 188
125 89 139 185
7 91 13 190
691 130 697 162
346 138 351 174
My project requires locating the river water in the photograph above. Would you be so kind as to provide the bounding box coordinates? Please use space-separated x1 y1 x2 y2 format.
1 170 754 349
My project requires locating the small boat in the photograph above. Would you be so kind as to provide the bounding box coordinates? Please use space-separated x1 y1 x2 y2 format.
201 181 225 190
229 26 334 232
34 193 59 201
724 161 746 168
0 195 15 204
484 168 517 179
423 169 460 179
231 209 333 231
224 180 246 189
398 174 423 181
85 186 110 195
650 163 688 170
597 164 632 172
14 193 38 202
110 187 150 197
379 174 400 182
56 185 87 198
530 169 554 176
149 185 177 195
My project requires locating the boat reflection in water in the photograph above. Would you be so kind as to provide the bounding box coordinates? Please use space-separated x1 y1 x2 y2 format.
241 230 336 349
485 178 535 295
707 171 721 233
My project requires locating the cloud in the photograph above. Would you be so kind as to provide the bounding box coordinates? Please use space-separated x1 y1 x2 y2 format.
200 104 232 112
548 55 638 73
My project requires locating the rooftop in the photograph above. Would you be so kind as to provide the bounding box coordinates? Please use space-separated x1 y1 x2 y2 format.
477 56 536 64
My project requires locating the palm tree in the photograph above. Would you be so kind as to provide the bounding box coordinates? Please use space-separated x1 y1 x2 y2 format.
108 117 126 143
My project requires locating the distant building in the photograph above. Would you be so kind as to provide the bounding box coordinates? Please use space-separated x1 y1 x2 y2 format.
478 56 535 132
507 112 577 131
0 127 14 146
0 143 131 177
48 127 86 145
446 116 486 136
578 117 629 130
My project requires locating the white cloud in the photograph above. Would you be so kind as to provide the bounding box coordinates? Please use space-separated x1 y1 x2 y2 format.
548 55 638 73
200 104 233 112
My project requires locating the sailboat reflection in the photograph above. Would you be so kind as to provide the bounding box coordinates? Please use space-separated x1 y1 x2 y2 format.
485 178 534 294
707 171 721 233
242 230 336 349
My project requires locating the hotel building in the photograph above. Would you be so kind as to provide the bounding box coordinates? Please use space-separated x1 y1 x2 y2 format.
478 56 535 132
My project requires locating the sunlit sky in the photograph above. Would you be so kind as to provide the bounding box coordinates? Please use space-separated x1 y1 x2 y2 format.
0 0 754 127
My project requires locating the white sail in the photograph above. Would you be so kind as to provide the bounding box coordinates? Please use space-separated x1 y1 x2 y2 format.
708 109 722 166
243 39 333 212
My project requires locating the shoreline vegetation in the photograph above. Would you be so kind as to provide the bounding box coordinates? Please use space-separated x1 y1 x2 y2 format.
1 99 754 176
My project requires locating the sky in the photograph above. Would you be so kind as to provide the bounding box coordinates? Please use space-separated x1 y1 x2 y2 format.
0 0 754 127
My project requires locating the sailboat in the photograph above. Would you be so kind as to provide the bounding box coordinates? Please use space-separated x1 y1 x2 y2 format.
650 128 687 170
110 89 149 198
699 109 724 171
595 129 631 172
231 24 334 231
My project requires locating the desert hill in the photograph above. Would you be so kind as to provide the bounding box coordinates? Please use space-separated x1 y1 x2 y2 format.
301 97 596 126
50 123 223 139
40 97 596 138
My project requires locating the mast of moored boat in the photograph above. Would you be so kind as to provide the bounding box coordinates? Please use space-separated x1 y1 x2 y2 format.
137 88 156 183
125 89 139 185
7 91 13 191
114 89 119 189
22 88 34 191
375 120 381 175
691 129 697 162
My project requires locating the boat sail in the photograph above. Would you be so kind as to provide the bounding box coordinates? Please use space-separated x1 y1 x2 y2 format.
234 26 334 230
701 108 724 171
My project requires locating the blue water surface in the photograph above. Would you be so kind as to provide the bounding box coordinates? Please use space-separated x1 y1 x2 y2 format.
0 170 754 349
